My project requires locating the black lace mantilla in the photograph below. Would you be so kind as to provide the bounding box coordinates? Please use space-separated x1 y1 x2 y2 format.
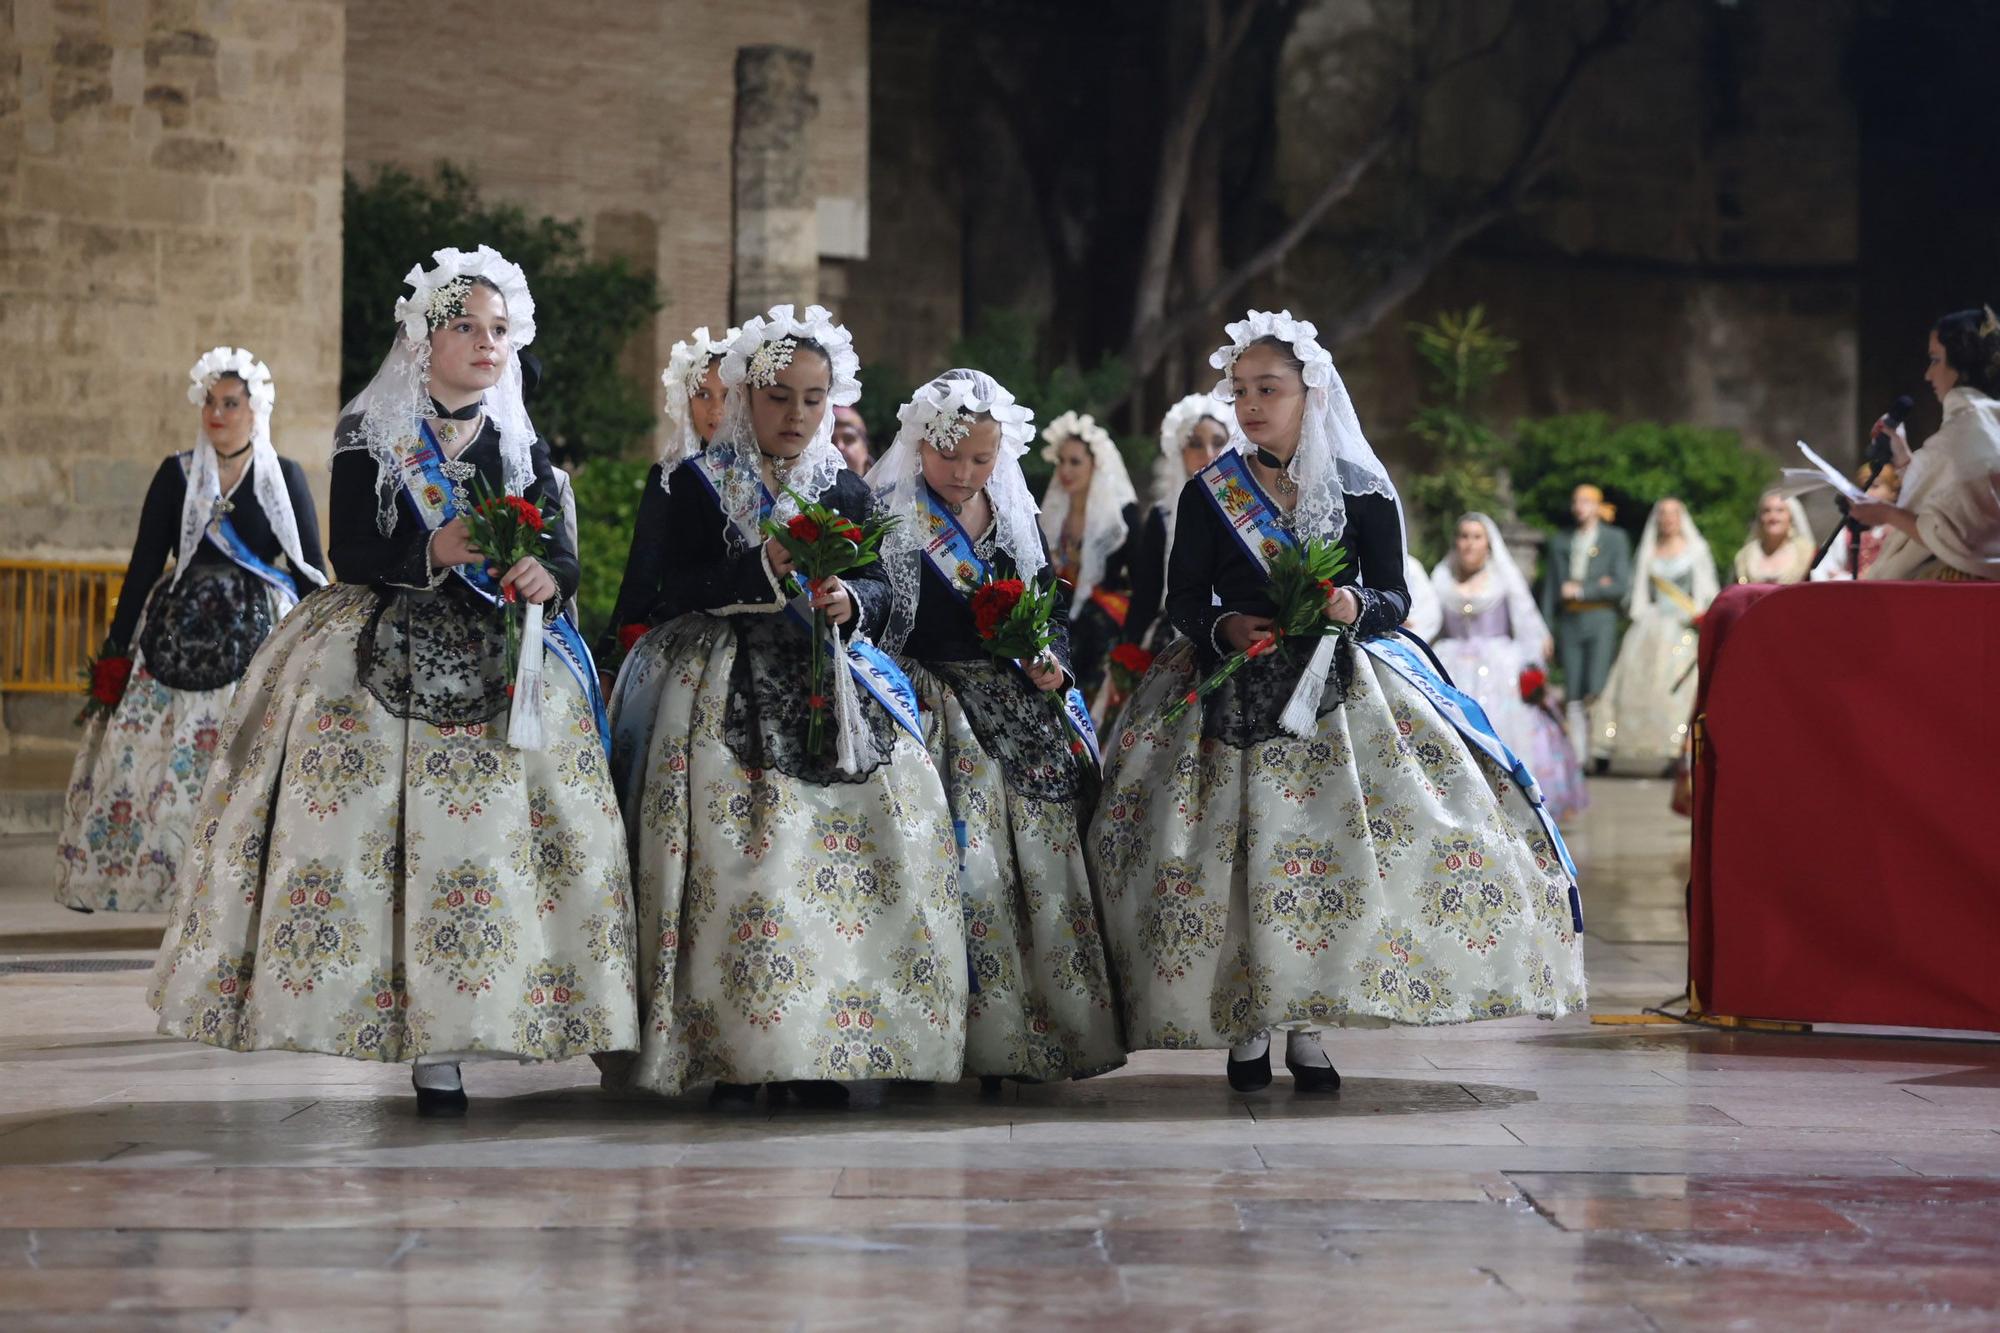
723 614 895 785
928 659 1083 803
356 586 510 727
137 563 274 692
1201 632 1358 749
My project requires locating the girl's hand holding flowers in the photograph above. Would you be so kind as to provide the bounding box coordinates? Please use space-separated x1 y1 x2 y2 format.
1024 655 1065 692
498 556 557 606
808 577 854 627
1324 585 1360 625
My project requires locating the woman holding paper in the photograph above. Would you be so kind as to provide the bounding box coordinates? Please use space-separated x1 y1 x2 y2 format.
150 247 638 1115
1854 307 2000 582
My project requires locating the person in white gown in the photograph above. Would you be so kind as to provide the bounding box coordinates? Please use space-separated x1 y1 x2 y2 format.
1592 498 1718 774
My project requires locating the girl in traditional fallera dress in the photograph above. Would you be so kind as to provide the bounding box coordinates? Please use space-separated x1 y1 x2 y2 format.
1429 514 1588 823
605 305 966 1108
57 349 327 912
150 247 638 1115
1591 498 1718 775
867 369 1125 1087
1089 311 1586 1092
1127 393 1232 650
1730 491 1816 584
597 325 737 662
1038 411 1140 708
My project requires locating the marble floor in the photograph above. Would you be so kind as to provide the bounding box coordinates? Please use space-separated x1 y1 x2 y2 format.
3 780 1999 1330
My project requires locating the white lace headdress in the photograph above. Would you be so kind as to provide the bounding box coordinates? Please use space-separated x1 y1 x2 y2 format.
866 369 1043 654
179 347 325 589
1630 498 1719 617
1037 410 1137 610
1430 512 1549 660
656 324 740 492
337 245 539 533
1153 391 1229 546
1210 309 1399 550
706 303 861 546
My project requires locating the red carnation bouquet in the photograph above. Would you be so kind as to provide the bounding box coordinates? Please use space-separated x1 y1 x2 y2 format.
1518 667 1548 706
1108 642 1154 696
1163 538 1350 725
76 646 134 725
969 576 1076 749
464 478 558 692
760 487 897 758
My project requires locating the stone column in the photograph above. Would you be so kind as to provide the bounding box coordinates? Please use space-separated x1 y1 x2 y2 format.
732 45 818 324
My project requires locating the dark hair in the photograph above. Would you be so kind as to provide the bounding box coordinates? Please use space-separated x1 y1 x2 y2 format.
1245 334 1307 375
1933 308 2000 396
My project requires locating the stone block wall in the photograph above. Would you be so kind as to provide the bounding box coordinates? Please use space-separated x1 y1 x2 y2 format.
1 0 347 560
343 0 869 445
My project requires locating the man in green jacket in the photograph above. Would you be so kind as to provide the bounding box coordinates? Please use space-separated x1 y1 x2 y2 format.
1539 484 1632 761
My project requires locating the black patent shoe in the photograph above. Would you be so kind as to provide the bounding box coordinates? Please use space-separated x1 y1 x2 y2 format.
786 1080 851 1109
1285 1054 1342 1094
708 1081 761 1110
1226 1047 1272 1093
414 1085 468 1117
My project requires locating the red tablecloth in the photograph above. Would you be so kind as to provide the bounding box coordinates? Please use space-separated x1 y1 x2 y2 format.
1688 580 2000 1030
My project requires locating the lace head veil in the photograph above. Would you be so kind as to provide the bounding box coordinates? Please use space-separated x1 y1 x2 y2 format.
708 304 860 547
1211 310 1400 553
180 347 325 589
1154 391 1229 545
1432 511 1549 658
1630 498 1719 616
1037 410 1137 608
866 369 1041 654
337 245 539 534
656 324 740 492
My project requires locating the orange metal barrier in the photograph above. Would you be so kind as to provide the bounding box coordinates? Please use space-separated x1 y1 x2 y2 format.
0 560 127 693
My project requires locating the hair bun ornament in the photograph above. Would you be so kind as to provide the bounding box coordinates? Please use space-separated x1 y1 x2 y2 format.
898 369 1035 457
391 245 537 348
187 346 275 413
717 304 862 406
1208 309 1334 396
1981 304 2000 340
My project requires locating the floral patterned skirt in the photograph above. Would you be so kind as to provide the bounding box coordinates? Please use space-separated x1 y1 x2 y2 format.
910 661 1125 1081
56 669 236 913
149 584 639 1063
605 614 966 1094
1088 637 1587 1051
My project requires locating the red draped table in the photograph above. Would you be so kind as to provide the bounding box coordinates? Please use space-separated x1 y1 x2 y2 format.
1688 580 2000 1031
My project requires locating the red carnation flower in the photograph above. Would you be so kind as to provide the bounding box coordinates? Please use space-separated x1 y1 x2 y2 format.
90 656 133 707
1109 644 1154 674
506 495 545 532
787 514 823 543
970 579 1025 639
618 623 648 653
1518 667 1548 704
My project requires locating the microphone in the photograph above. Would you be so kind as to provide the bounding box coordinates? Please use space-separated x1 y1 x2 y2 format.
1867 394 1914 467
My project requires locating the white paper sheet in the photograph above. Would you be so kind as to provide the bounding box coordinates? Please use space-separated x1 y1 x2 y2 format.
1795 440 1867 503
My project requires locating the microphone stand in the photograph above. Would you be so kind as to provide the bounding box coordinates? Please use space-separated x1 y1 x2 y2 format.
1810 438 1894 577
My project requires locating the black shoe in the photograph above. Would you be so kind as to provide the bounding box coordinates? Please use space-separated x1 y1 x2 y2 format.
414 1085 468 1117
1226 1047 1272 1093
708 1081 761 1110
786 1080 851 1109
978 1075 1005 1096
1284 1055 1341 1094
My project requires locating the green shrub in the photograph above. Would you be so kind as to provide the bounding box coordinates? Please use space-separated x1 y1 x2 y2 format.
1401 307 1518 565
343 163 661 466
1509 414 1774 555
568 457 652 643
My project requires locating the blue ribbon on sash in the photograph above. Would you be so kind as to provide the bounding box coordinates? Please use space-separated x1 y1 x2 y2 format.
910 485 1101 766
1191 451 1583 932
178 451 299 614
392 423 612 754
685 453 924 744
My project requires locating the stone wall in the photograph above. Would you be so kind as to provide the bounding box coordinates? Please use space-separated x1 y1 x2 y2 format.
1 0 347 560
343 0 869 441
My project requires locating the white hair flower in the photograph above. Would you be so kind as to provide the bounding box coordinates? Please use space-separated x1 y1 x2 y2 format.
392 244 537 348
187 346 275 416
718 303 861 405
1209 308 1332 396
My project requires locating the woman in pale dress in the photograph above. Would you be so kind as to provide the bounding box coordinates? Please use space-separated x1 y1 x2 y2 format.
1429 514 1587 822
1592 498 1718 775
1730 491 1815 584
1038 411 1140 707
